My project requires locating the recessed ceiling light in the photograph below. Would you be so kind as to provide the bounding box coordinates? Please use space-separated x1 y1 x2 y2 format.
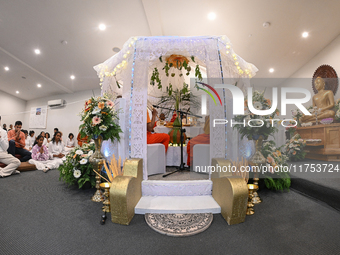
269 68 274 73
302 32 309 38
37 83 42 88
99 23 106 31
4 66 9 71
34 49 41 54
70 75 75 80
16 91 19 94
263 22 271 28
207 12 216 20
112 47 120 52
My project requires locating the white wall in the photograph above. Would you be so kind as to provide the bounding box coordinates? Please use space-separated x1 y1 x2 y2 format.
24 89 101 140
290 35 340 79
0 90 26 129
282 34 340 116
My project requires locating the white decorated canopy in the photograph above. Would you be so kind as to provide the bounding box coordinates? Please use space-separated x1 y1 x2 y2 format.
94 35 258 179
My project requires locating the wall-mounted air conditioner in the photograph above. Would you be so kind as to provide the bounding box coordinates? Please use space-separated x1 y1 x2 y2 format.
47 99 63 107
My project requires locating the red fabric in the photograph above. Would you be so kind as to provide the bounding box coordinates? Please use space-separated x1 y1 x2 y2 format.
7 130 25 148
186 134 210 166
147 132 170 152
170 112 177 122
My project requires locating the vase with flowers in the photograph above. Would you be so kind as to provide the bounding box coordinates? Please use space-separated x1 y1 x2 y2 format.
233 90 281 198
79 94 122 201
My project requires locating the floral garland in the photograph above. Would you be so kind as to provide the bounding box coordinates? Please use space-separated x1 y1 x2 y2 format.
79 94 122 141
233 90 280 140
261 140 290 191
285 134 307 161
58 143 96 188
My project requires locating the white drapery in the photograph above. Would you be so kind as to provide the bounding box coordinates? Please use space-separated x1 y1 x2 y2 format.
94 36 258 180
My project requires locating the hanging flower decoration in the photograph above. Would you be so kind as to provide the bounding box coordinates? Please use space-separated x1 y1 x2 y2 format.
166 54 189 68
150 54 203 94
79 94 122 141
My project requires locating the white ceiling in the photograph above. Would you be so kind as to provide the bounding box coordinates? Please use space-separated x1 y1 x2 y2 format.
1 0 340 101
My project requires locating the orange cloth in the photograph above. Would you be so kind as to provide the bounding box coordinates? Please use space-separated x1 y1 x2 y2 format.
7 130 25 148
147 111 170 151
186 134 210 166
77 133 88 146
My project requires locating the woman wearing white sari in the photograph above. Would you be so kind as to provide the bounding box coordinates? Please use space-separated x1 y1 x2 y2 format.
48 131 66 163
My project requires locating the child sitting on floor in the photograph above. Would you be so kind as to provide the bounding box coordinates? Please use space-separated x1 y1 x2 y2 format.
29 135 63 173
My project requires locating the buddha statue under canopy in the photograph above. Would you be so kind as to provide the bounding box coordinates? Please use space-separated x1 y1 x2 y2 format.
300 77 335 123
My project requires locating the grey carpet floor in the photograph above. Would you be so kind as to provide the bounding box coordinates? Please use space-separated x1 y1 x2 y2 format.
1 170 340 255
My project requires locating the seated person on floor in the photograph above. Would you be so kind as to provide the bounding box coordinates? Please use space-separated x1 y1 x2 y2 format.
0 116 21 177
66 133 75 148
29 135 63 173
45 132 51 143
28 130 35 151
49 131 66 159
187 116 210 166
39 131 48 146
7 121 32 162
147 108 170 152
22 130 30 150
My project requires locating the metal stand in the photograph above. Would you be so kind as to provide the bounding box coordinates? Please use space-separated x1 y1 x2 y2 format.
163 110 190 177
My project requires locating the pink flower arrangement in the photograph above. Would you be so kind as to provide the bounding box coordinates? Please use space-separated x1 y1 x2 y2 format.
106 100 114 108
92 116 102 125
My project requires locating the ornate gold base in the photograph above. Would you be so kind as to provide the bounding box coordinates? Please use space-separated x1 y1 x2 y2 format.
247 184 258 216
246 208 255 215
252 191 262 204
92 189 104 202
100 183 111 212
252 178 262 204
92 174 104 202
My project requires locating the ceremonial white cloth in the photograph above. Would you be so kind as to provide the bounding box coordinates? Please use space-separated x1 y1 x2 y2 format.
166 146 188 167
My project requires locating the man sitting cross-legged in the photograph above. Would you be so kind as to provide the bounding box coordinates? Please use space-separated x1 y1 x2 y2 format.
0 116 21 177
7 121 32 162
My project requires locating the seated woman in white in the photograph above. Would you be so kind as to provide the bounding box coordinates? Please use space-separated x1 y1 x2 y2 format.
48 131 67 159
45 132 51 148
23 130 30 150
28 130 35 151
39 131 48 146
28 135 64 173
64 133 76 152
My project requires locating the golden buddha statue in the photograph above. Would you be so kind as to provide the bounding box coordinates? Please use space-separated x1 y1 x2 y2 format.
301 77 335 123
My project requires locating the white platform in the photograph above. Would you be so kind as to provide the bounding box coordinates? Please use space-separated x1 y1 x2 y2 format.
147 144 166 176
135 196 221 214
142 180 212 196
193 144 210 173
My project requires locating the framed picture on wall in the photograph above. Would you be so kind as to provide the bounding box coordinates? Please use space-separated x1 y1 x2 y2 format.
29 105 48 128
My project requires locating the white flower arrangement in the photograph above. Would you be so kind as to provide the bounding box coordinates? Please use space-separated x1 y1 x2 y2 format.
80 158 88 165
73 169 81 178
75 150 83 155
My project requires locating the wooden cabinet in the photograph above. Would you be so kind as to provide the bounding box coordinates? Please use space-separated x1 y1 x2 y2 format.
296 123 340 161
